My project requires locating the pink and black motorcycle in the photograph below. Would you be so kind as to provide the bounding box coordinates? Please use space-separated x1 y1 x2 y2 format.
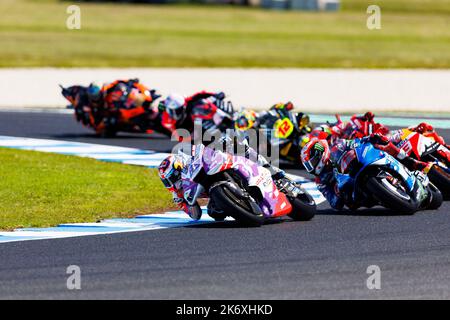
180 144 316 227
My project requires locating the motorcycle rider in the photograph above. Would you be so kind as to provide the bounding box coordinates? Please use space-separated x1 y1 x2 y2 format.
158 137 295 220
61 82 106 128
404 122 448 148
103 79 158 109
257 101 294 129
97 78 160 135
301 134 433 210
159 91 233 135
329 112 445 148
158 152 203 219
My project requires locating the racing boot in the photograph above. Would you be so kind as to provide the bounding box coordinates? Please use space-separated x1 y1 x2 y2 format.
265 165 303 197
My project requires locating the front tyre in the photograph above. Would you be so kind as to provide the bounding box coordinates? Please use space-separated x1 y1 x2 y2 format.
287 192 316 221
210 183 264 227
366 176 419 214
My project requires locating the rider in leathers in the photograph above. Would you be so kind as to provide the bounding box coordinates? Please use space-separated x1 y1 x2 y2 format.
301 134 433 210
159 135 290 220
160 91 233 136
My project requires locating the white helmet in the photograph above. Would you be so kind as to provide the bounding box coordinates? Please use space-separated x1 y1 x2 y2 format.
164 93 185 121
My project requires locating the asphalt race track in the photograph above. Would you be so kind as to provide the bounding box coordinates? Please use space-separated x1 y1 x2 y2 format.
1 111 450 299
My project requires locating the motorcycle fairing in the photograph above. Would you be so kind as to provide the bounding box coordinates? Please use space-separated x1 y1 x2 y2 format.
188 144 292 218
354 142 415 190
246 165 292 217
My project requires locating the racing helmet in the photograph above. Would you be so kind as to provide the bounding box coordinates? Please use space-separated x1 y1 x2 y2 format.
363 111 375 122
273 101 294 111
164 93 186 121
87 82 102 102
106 82 129 108
413 122 434 134
301 137 331 175
158 154 186 190
127 87 147 108
234 109 258 131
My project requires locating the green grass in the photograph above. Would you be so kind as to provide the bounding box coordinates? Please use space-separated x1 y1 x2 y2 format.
0 0 449 68
0 148 173 230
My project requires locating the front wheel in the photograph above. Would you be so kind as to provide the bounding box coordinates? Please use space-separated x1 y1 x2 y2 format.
287 192 316 221
366 176 419 214
210 183 264 227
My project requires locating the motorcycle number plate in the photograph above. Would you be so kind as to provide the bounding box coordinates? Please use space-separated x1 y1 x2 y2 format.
274 118 294 139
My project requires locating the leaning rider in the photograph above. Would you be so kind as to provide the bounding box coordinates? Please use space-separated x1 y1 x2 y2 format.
300 134 433 210
95 78 160 135
159 91 232 134
62 82 105 128
158 137 294 220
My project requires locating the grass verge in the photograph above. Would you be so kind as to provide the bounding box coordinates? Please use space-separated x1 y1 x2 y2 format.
0 0 449 68
0 147 173 230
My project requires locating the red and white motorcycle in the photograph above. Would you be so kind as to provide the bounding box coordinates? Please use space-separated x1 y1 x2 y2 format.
396 128 450 199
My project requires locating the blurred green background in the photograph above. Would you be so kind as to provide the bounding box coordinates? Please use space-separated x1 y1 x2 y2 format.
0 0 449 68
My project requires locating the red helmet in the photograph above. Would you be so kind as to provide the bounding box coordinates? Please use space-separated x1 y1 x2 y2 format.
363 111 375 122
373 123 390 135
414 122 434 134
301 137 331 175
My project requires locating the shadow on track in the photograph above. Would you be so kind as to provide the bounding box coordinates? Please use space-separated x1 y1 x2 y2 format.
316 207 414 217
186 218 285 229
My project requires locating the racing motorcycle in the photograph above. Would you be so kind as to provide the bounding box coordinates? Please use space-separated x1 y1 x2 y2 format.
329 113 449 199
61 84 171 137
395 128 450 199
334 139 442 214
160 97 235 138
258 110 313 164
182 144 316 227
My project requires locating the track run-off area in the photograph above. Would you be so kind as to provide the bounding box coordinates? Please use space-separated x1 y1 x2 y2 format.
0 110 450 299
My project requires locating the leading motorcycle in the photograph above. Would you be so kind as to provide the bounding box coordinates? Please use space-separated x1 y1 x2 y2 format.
181 144 316 227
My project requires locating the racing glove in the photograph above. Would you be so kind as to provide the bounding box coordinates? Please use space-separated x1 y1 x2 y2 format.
369 132 389 145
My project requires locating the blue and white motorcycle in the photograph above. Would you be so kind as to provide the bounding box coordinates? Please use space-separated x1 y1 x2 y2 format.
334 140 442 214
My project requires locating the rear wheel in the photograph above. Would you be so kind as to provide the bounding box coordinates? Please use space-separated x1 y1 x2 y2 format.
210 183 264 227
366 175 419 214
287 192 316 221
